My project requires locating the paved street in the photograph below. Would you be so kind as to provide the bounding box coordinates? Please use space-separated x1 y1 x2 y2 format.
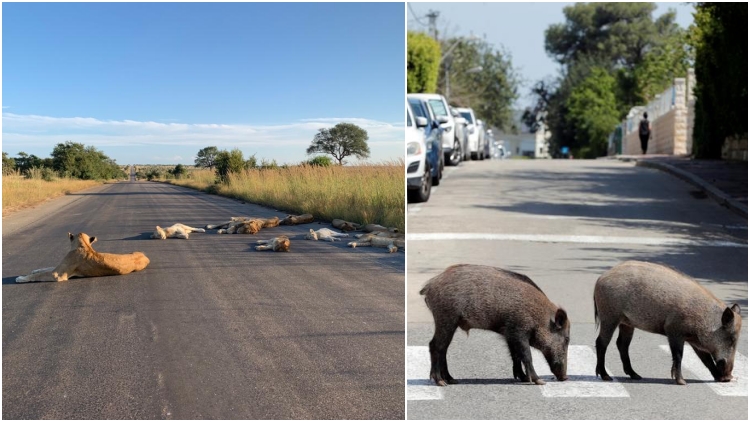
3 181 404 419
407 159 747 420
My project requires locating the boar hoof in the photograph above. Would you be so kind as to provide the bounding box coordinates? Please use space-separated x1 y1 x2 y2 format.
533 378 546 385
629 373 642 381
675 379 687 386
600 374 613 381
435 380 449 387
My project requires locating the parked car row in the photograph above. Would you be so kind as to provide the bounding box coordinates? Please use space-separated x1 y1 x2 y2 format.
406 93 507 203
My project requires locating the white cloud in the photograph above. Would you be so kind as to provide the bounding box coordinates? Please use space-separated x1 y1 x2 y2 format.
1 113 405 164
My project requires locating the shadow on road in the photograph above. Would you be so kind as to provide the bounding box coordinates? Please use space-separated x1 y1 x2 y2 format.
2 276 21 285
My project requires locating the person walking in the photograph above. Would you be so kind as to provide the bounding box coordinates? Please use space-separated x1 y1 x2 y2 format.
639 112 651 154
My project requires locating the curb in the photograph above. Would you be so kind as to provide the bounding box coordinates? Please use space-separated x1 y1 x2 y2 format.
634 160 748 219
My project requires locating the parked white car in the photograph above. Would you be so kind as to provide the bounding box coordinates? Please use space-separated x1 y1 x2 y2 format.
406 102 431 203
407 93 467 167
457 107 487 160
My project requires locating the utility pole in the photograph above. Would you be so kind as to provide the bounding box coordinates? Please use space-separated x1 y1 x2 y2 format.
426 10 439 41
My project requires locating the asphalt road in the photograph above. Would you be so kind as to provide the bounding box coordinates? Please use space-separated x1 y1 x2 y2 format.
2 181 405 419
406 159 747 420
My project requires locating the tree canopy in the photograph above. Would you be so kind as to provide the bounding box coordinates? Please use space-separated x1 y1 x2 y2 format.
407 31 441 93
306 123 370 165
195 146 219 169
690 2 747 158
530 2 690 157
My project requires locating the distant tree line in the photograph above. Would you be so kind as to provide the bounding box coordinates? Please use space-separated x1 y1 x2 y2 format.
2 142 126 180
191 122 370 182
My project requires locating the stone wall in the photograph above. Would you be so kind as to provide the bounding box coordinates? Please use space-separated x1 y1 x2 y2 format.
621 77 690 156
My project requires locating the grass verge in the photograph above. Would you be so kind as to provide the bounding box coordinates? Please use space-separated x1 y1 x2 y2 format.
168 163 405 232
2 171 103 216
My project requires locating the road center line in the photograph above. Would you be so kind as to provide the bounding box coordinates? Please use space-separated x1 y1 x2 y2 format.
406 233 747 248
407 346 443 400
532 346 630 397
659 346 748 396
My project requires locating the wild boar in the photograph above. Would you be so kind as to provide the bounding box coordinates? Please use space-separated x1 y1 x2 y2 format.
594 261 742 385
420 264 570 386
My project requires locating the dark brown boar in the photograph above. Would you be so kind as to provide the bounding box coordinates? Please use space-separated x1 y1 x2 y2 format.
420 264 570 386
594 261 742 385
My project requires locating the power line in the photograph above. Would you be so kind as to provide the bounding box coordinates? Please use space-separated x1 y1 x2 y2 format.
408 3 427 26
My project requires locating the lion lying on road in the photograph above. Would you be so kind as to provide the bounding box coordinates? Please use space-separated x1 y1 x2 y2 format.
280 214 314 225
151 223 205 239
305 228 349 242
332 219 361 232
347 231 405 253
255 236 291 252
207 217 280 234
16 232 150 283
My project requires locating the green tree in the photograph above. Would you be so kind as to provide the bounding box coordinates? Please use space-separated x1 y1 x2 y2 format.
195 146 219 169
407 31 441 93
245 154 257 169
259 158 279 170
215 148 246 181
305 155 333 167
438 37 520 131
50 141 125 180
690 3 747 159
170 164 187 178
566 67 621 157
534 2 689 156
306 123 370 165
2 152 16 175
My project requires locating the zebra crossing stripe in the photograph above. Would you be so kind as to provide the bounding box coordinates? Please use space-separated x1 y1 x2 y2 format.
532 345 630 397
659 345 748 396
407 346 443 400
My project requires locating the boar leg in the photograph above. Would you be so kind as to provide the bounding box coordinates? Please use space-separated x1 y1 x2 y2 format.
667 336 687 385
689 344 721 381
429 320 458 386
508 336 544 385
510 352 526 381
615 324 642 380
595 320 618 381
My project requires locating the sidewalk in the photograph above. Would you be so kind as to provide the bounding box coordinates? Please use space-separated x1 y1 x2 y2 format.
614 154 748 218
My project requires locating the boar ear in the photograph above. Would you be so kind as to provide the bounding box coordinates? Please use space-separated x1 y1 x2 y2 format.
89 236 97 244
68 232 74 241
730 303 741 314
722 306 736 327
553 308 568 329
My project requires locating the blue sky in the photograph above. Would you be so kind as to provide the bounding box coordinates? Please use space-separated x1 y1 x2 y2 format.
407 2 696 108
2 2 405 165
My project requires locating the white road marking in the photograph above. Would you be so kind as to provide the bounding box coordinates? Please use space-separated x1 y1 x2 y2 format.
408 206 422 214
659 346 748 396
532 346 630 397
406 233 747 248
407 346 443 400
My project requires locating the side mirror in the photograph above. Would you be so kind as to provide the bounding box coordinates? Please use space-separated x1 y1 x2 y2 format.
435 115 450 124
468 125 476 134
415 116 428 128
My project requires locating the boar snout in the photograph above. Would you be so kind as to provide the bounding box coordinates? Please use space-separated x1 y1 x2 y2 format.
552 364 568 381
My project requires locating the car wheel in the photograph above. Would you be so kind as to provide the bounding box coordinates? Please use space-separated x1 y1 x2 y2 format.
446 140 461 166
479 150 485 160
470 152 478 160
408 162 432 203
432 163 441 186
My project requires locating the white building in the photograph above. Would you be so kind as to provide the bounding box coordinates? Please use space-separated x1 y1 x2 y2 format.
495 110 550 158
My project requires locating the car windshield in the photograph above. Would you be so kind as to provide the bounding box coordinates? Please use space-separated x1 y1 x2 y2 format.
407 109 412 127
460 112 474 123
427 99 448 117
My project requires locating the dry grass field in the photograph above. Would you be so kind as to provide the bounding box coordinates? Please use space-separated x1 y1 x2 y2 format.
2 170 102 216
168 163 405 231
